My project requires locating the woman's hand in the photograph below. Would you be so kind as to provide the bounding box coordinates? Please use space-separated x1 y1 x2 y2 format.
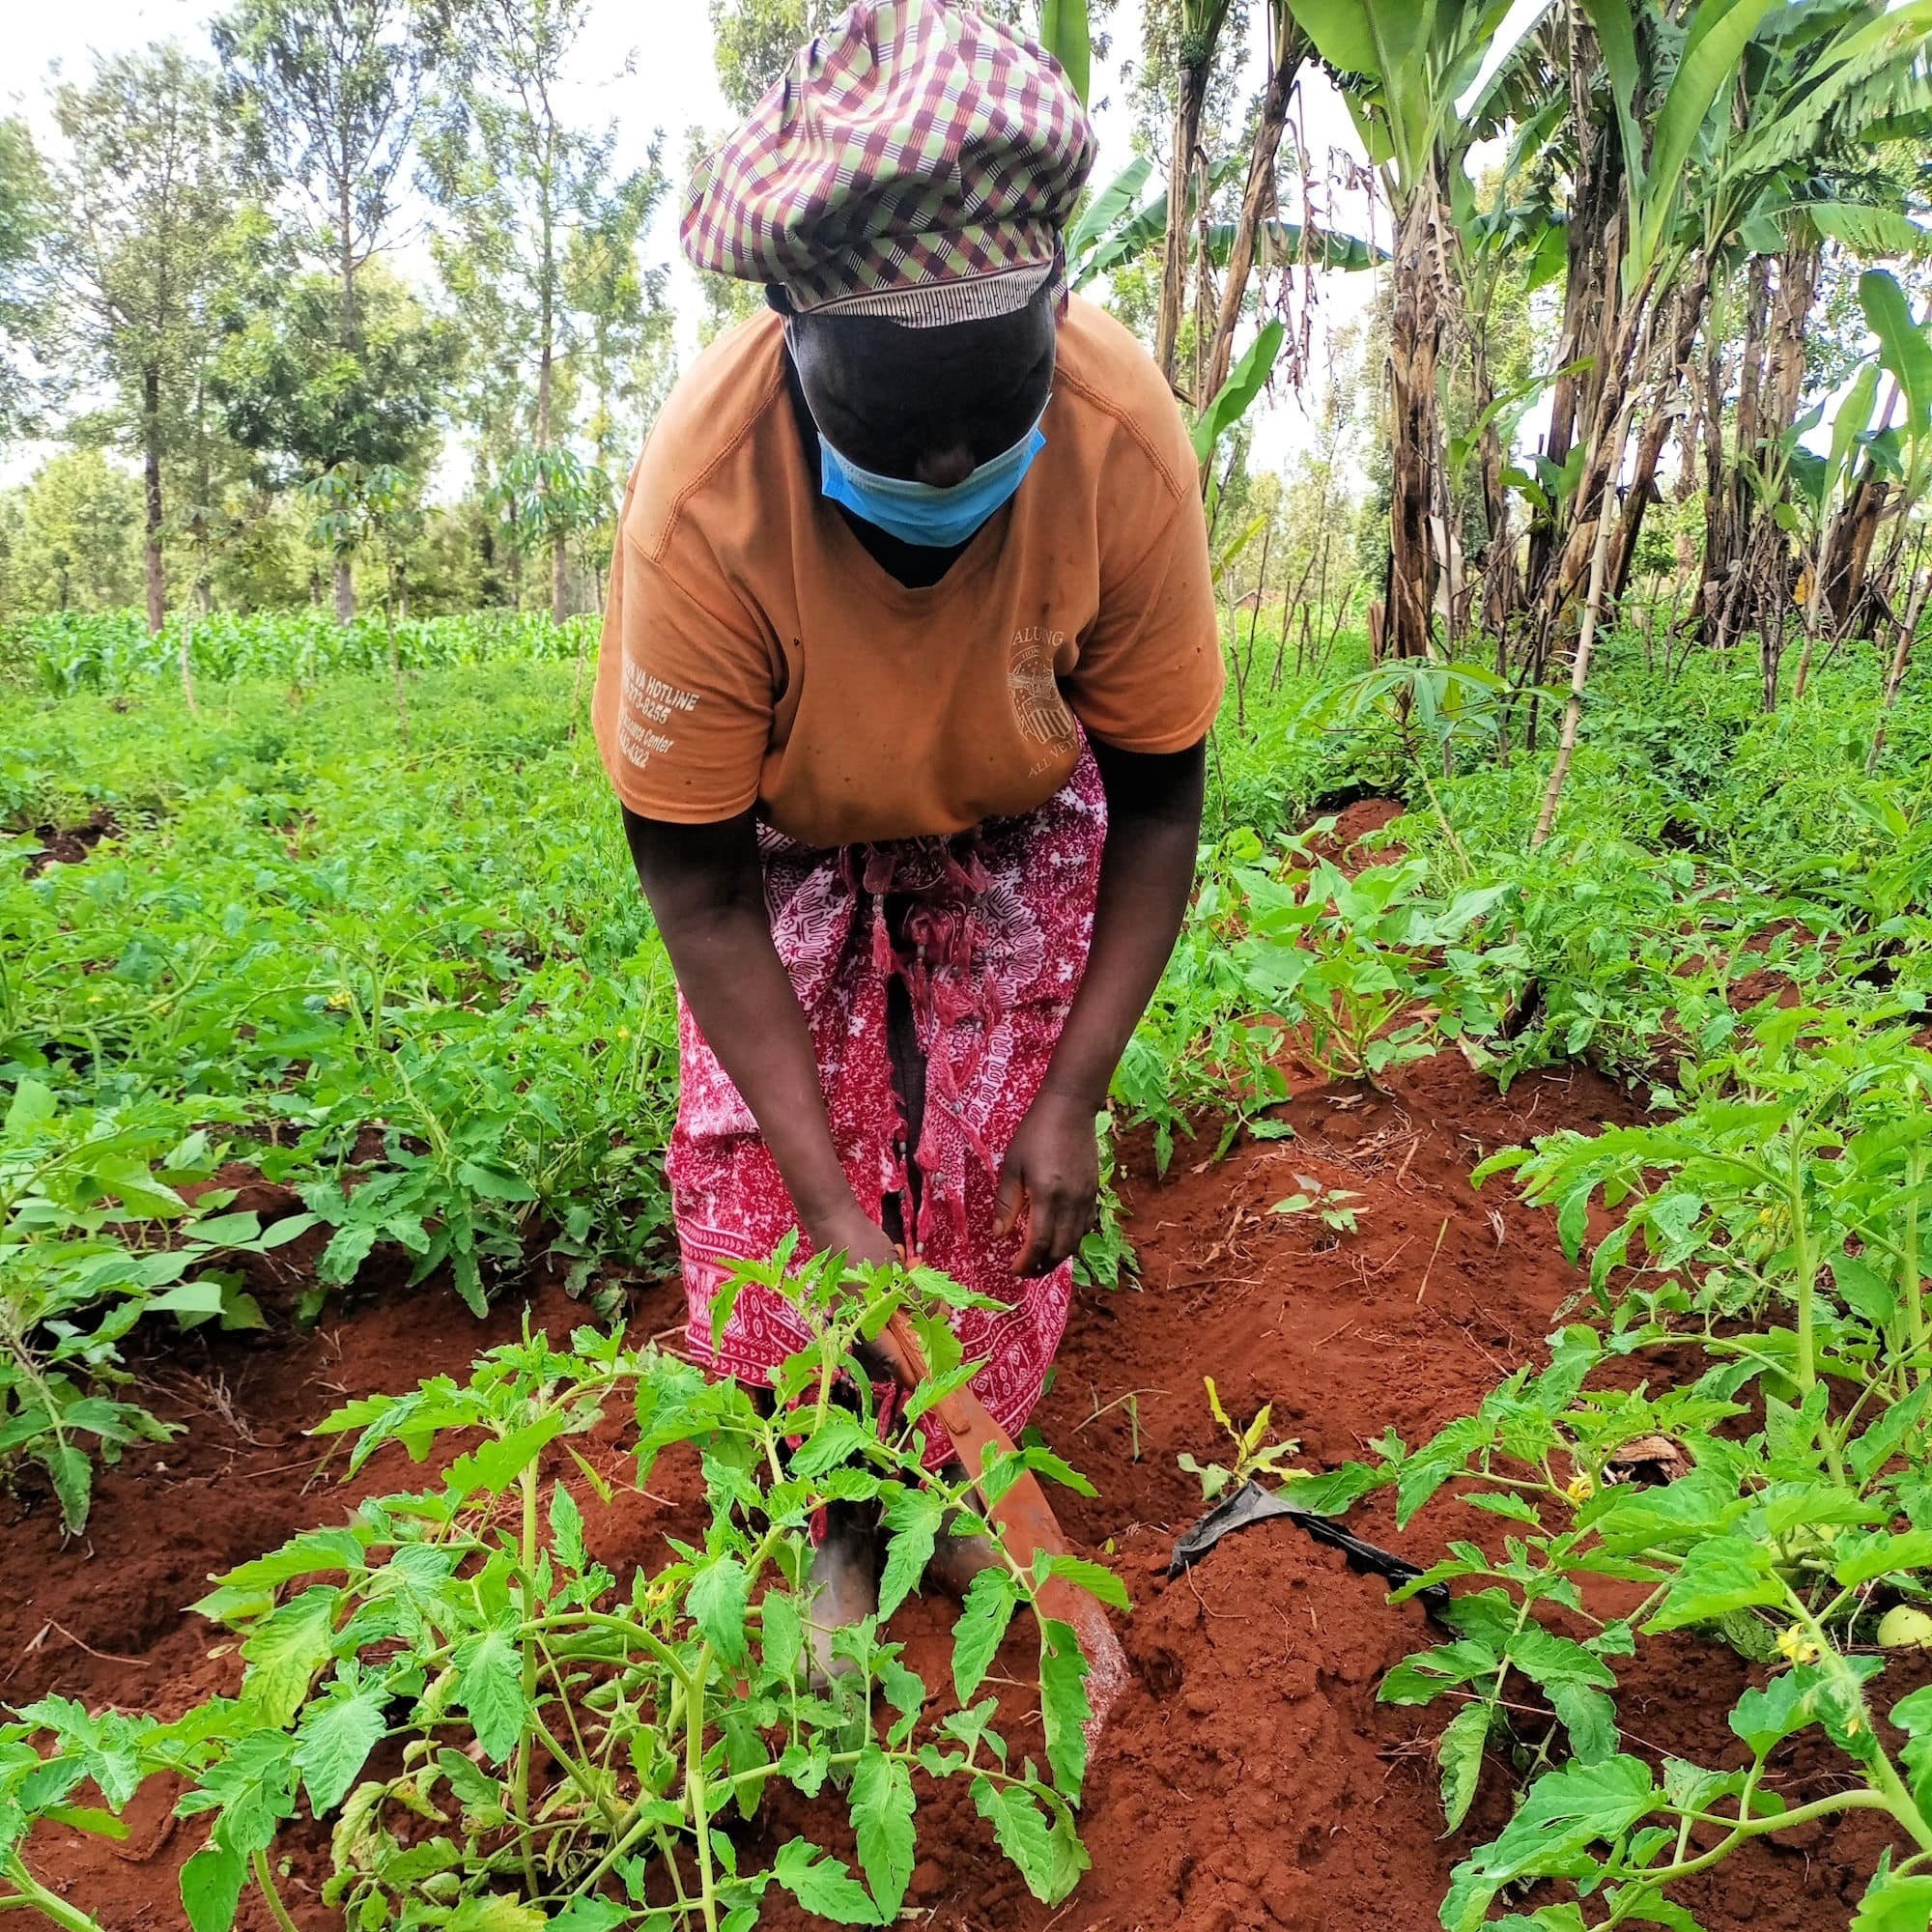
995 1086 1100 1276
809 1200 901 1273
809 1201 923 1390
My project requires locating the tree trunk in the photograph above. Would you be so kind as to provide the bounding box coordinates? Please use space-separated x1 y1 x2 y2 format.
1700 242 1816 650
339 177 358 350
334 557 355 624
142 361 166 637
552 532 569 626
1606 266 1713 602
1823 469 1890 634
1384 185 1442 662
1156 59 1213 388
1523 14 1624 608
1532 286 1656 627
1868 540 1929 774
1533 473 1618 849
1197 18 1303 430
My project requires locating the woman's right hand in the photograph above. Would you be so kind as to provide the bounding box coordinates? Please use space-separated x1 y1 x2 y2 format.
807 1201 924 1391
808 1199 901 1272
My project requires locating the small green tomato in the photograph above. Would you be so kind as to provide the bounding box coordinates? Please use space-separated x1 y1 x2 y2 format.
1877 1605 1932 1651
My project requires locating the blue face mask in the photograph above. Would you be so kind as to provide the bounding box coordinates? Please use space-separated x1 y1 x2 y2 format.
806 389 1050 549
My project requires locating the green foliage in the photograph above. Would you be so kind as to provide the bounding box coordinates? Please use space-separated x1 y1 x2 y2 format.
0 115 47 444
212 266 459 490
0 1080 309 1529
0 658 675 1498
0 453 146 622
1 1258 1116 1931
5 605 596 695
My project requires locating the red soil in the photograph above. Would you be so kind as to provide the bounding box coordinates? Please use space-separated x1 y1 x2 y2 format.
20 810 121 878
1 1053 1897 1932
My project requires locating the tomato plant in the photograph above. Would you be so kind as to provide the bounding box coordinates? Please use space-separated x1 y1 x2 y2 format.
0 1079 318 1527
4 1253 1122 1932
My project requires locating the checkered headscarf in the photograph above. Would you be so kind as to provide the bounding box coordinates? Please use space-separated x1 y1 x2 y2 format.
683 0 1095 327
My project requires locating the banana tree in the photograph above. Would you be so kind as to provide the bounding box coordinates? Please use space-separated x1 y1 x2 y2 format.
1037 0 1092 104
1069 155 1383 292
1197 3 1309 412
1285 0 1547 661
1830 268 1932 654
1156 0 1238 384
1785 356 1886 699
1642 6 1932 626
1537 0 1932 634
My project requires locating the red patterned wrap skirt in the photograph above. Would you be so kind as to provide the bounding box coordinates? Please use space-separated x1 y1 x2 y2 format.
668 744 1107 1465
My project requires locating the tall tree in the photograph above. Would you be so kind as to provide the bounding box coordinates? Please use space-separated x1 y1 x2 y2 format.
0 117 49 449
43 48 239 635
211 263 457 564
423 0 668 621
214 0 447 617
0 449 145 616
710 0 842 112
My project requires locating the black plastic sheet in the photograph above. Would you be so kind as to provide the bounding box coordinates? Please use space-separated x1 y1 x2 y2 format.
1168 1477 1454 1627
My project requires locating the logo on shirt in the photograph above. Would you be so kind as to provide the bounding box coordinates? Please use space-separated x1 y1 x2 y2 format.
1009 625 1076 752
620 661 699 770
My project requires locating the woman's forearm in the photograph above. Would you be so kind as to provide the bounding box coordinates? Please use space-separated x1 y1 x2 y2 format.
1038 737 1206 1109
661 903 861 1228
622 809 866 1239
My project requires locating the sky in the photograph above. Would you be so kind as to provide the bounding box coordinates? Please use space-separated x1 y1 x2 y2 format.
0 0 1429 487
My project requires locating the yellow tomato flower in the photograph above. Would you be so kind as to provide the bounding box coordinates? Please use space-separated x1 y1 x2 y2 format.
1776 1625 1821 1666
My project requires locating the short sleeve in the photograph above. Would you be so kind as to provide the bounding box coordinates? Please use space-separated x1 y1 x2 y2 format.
591 521 777 824
1061 487 1224 754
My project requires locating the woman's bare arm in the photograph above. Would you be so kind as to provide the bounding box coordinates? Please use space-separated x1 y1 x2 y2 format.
997 736 1206 1272
622 807 895 1268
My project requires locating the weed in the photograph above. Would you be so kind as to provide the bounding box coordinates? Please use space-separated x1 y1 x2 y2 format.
1177 1376 1303 1502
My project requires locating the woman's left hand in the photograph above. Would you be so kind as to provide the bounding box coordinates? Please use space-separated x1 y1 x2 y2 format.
995 1086 1099 1276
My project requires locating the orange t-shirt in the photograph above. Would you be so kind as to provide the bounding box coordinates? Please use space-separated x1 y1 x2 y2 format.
591 295 1224 849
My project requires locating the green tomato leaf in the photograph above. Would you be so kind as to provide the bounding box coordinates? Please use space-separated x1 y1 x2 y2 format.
548 1480 586 1573
1440 1756 1658 1932
442 1411 569 1500
444 1899 550 1932
1854 1870 1932 1931
1037 1552 1129 1612
1437 1700 1491 1833
1038 1617 1093 1801
294 1682 388 1814
877 1488 945 1620
549 1902 630 1932
180 1841 246 1932
850 1744 916 1918
1646 1535 1781 1633
1835 1530 1932 1589
771 1838 884 1925
952 1567 1019 1706
1548 1682 1619 1766
688 1554 751 1666
787 1411 880 1480
452 1621 529 1764
970 1775 1060 1903
5 1078 56 1137
239 1586 339 1728
760 1589 805 1684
